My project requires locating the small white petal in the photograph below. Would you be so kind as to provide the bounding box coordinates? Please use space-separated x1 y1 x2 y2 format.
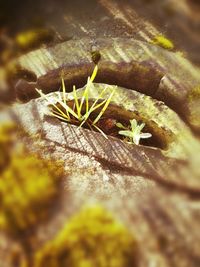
138 123 145 132
118 130 133 138
140 133 152 139
130 119 137 130
133 135 140 145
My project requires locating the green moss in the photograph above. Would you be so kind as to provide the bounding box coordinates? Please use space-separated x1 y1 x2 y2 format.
150 35 174 50
188 86 200 101
0 123 17 172
15 28 54 51
0 150 63 235
35 205 137 267
0 122 16 145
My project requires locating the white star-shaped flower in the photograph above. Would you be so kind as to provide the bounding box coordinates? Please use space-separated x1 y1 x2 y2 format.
116 119 152 145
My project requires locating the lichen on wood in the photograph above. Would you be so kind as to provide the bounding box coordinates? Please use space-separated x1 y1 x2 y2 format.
35 205 137 267
150 35 174 50
0 149 63 236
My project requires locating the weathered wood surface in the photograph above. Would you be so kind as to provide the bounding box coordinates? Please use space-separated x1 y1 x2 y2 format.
1 83 200 267
3 0 200 65
0 0 200 266
11 37 200 134
7 85 200 190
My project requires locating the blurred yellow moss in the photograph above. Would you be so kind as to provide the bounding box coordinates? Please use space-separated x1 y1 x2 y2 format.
0 122 17 172
150 35 174 50
188 86 200 101
0 151 63 235
15 28 54 51
35 205 137 267
0 122 16 145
